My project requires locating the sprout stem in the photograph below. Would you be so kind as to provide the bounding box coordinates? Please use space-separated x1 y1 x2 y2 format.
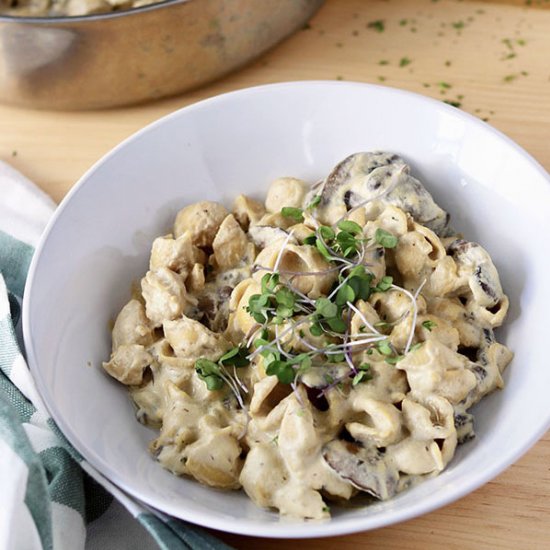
273 229 295 273
390 282 423 354
347 300 382 335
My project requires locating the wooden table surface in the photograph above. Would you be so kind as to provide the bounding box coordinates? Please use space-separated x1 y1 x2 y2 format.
2 0 549 548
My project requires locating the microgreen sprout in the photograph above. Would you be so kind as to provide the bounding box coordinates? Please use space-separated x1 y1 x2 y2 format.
195 345 252 419
195 358 225 391
375 228 398 248
422 320 438 331
391 280 425 354
281 206 304 223
307 195 321 210
195 188 429 437
373 275 393 292
377 339 393 355
304 223 370 262
352 363 373 386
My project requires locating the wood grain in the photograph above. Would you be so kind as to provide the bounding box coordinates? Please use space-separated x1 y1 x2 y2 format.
1 0 548 548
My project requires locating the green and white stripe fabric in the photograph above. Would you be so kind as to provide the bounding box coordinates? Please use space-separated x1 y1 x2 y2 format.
0 162 232 550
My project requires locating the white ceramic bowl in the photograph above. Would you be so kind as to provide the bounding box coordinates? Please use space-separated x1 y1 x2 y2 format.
23 82 550 538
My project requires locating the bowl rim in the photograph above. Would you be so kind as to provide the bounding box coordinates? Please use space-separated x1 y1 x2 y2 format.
22 81 550 538
0 0 189 23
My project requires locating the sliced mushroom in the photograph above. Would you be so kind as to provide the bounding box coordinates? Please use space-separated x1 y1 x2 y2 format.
461 342 513 409
314 152 450 235
193 283 233 332
320 152 405 206
322 439 399 500
384 173 451 236
454 410 475 444
450 240 503 307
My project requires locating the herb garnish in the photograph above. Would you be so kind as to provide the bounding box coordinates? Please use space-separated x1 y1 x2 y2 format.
375 228 398 248
367 19 385 33
422 320 437 331
281 207 304 222
194 198 426 421
307 195 321 210
443 99 462 108
195 345 250 391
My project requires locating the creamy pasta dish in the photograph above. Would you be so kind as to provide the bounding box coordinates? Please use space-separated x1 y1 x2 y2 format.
0 0 159 17
103 152 512 519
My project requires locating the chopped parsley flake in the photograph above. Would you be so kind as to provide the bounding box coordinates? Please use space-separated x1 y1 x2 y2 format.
422 320 438 331
367 19 385 32
443 99 462 108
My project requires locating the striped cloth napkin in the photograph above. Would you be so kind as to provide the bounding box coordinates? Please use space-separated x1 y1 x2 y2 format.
0 161 232 550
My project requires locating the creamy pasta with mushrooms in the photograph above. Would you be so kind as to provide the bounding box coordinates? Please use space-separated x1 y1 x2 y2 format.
0 0 159 17
103 152 512 519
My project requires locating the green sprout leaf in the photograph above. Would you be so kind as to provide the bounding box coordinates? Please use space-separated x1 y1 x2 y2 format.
254 337 270 348
276 305 294 318
307 195 321 210
295 355 312 375
315 297 338 319
203 375 224 391
195 358 219 375
377 339 393 356
219 346 250 368
336 231 359 257
349 265 366 277
248 293 269 313
195 359 224 391
319 226 335 241
335 284 355 306
263 350 279 365
281 206 304 223
266 360 295 384
349 273 373 300
327 317 347 333
316 238 332 261
352 369 373 386
422 320 438 331
329 352 346 363
310 322 323 337
375 228 398 248
261 273 279 293
303 234 317 246
337 220 363 235
374 275 393 292
252 312 267 324
275 287 296 308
